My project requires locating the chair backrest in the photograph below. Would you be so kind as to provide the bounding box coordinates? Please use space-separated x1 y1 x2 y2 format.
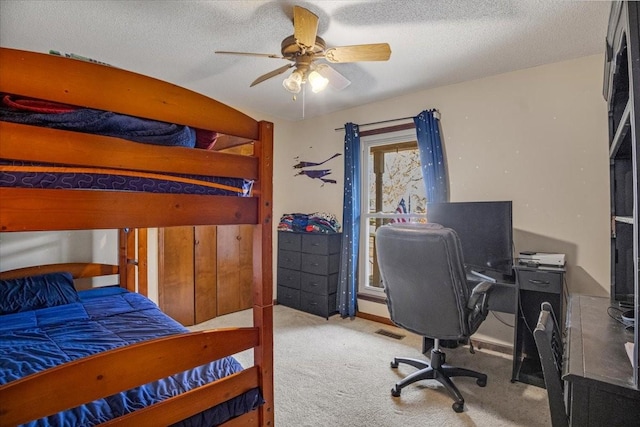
375 223 472 341
533 302 568 427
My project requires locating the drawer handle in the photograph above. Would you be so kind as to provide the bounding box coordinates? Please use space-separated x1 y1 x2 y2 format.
311 263 319 266
312 243 320 246
309 302 318 306
528 279 550 286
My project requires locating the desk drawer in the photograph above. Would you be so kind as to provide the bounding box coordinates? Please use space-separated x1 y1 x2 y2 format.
518 270 562 294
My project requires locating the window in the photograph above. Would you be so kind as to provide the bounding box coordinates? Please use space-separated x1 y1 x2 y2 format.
359 129 427 296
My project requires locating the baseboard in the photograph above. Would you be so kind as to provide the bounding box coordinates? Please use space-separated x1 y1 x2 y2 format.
357 311 513 356
468 338 513 356
356 311 395 326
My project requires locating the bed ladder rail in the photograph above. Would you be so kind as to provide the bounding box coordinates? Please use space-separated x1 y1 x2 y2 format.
0 327 259 426
102 366 260 426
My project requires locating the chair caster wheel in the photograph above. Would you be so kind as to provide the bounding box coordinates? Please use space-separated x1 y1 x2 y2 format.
390 360 399 369
452 402 464 413
391 386 401 397
477 377 487 387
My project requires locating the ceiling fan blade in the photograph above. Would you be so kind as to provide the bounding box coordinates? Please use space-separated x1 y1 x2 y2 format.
316 64 351 91
324 43 392 63
250 64 294 87
215 51 283 59
293 6 319 49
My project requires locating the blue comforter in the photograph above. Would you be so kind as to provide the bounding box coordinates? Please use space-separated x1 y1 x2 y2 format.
0 286 262 426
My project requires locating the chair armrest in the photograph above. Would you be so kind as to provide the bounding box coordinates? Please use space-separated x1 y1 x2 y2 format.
466 281 494 334
467 281 493 312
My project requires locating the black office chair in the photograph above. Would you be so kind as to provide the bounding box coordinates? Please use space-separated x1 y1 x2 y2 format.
375 223 493 412
533 302 568 427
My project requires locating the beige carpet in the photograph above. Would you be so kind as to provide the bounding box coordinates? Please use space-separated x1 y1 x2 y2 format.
190 305 550 427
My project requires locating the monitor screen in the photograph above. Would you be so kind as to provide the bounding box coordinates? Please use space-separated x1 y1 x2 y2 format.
427 201 514 276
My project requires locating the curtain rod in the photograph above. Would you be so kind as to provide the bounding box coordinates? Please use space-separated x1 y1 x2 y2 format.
333 110 440 132
333 116 413 132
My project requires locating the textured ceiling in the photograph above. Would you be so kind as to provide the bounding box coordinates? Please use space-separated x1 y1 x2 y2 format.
0 0 610 121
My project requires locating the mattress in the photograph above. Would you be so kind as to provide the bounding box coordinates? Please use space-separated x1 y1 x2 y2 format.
0 286 262 426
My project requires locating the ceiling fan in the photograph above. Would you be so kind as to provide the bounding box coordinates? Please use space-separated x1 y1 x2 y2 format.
215 5 391 95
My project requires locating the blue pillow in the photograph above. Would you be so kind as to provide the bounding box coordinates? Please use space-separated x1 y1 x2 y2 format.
0 272 79 315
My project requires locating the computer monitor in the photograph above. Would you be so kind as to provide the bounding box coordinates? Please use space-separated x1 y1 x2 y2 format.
427 201 514 277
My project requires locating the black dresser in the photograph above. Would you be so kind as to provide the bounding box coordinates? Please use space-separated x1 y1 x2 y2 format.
277 231 341 318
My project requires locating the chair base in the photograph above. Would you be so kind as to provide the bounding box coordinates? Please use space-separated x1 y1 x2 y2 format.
390 348 487 413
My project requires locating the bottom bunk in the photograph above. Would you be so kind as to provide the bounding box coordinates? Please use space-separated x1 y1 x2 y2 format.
0 264 263 426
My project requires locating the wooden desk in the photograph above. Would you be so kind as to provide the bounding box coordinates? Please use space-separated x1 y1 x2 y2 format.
512 265 565 387
564 295 640 426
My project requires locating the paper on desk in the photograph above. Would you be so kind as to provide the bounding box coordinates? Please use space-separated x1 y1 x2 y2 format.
625 342 635 368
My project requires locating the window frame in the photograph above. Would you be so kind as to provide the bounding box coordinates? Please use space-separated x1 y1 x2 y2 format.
358 128 427 297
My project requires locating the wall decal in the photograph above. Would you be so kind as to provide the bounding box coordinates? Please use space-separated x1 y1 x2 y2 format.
293 153 341 169
294 153 341 186
296 169 337 185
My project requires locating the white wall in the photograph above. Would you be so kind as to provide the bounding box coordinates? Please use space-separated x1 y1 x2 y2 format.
0 230 119 289
272 54 609 346
0 230 118 270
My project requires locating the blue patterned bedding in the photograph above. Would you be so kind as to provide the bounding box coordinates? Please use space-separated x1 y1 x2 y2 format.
0 160 253 197
0 286 262 426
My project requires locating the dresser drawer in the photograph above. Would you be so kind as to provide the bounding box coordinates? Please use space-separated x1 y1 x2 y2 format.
278 249 301 270
518 270 562 294
277 285 301 310
301 233 341 255
278 267 301 289
300 272 338 295
278 232 301 252
301 291 337 318
301 253 340 275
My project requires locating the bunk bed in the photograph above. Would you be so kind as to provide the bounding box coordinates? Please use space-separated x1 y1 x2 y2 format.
0 47 274 426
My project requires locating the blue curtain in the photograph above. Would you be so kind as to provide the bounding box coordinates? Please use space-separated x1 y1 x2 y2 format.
414 110 448 202
337 123 361 318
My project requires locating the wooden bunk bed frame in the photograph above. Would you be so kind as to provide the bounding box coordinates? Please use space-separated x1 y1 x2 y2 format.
0 47 274 426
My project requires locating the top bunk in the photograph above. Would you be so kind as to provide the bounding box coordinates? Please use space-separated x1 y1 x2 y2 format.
0 47 273 232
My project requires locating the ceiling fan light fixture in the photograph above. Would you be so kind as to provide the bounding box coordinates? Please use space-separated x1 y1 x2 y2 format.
283 70 303 93
315 63 351 91
308 70 329 93
216 6 390 95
